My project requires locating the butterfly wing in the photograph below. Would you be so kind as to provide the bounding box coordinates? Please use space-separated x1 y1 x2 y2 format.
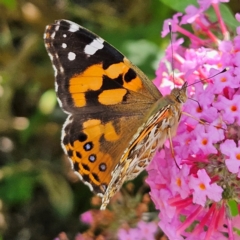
44 20 162 196
44 20 161 114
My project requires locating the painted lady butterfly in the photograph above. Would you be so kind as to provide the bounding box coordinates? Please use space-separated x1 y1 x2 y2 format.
44 20 187 209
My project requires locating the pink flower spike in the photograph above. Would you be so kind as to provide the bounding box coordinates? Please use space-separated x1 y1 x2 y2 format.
191 203 216 236
204 205 219 240
214 203 225 230
195 17 219 44
176 25 206 45
189 169 223 206
147 1 240 238
212 2 229 40
169 196 193 212
227 216 234 240
177 205 203 235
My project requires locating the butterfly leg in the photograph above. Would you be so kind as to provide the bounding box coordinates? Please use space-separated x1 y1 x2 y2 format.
182 111 206 125
167 127 180 169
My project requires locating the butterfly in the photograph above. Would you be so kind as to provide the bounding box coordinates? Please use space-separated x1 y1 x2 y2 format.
44 19 187 210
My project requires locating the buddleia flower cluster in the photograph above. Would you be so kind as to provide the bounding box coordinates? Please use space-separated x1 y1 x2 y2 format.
147 0 240 239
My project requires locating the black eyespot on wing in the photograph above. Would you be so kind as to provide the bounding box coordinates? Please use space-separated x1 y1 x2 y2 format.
89 154 96 162
83 142 93 151
99 163 107 172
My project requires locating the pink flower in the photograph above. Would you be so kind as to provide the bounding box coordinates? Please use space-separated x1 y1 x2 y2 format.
189 169 223 206
117 228 139 240
220 140 240 176
137 221 157 240
117 221 158 240
170 164 191 199
147 1 240 239
213 94 240 125
80 211 93 225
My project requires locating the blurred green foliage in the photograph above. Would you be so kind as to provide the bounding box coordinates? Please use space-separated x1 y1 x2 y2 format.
0 0 238 239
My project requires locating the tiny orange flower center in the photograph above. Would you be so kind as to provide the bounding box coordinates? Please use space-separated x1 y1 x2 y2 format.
236 153 240 160
176 178 181 187
231 105 237 112
202 138 208 145
199 183 206 190
220 77 227 82
196 107 203 113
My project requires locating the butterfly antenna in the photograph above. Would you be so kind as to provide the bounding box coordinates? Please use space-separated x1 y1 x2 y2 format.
188 97 202 109
169 22 175 88
186 68 228 111
187 68 228 87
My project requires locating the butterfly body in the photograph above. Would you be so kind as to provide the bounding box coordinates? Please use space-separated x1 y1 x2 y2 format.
44 20 187 209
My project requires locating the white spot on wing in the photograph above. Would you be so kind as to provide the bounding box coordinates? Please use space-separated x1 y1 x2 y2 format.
63 34 67 38
62 43 67 48
63 20 80 32
47 52 53 61
84 38 104 55
54 81 58 91
51 31 56 39
59 66 64 73
68 52 76 61
57 97 63 108
55 24 60 31
53 64 57 77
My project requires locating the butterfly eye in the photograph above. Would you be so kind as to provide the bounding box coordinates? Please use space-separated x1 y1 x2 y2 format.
176 95 181 103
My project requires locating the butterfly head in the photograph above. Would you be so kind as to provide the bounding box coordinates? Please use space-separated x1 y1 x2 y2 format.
171 81 188 104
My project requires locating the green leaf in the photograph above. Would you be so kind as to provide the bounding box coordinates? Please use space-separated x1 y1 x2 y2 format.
159 0 197 12
228 199 239 217
219 4 239 29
